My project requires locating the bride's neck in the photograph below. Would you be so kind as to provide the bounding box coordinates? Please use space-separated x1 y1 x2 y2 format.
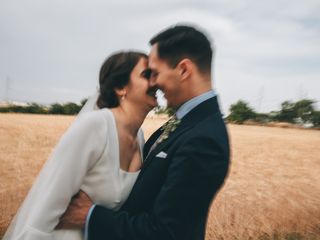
111 103 148 137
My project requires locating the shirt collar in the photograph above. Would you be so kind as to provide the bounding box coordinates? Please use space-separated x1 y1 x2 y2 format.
175 89 217 119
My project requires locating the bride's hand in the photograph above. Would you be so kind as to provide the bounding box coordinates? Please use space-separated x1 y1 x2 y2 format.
55 190 93 230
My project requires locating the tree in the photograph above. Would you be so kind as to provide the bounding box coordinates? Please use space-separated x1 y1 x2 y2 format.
80 98 88 107
63 102 81 115
273 99 316 124
294 99 315 123
227 100 256 124
254 113 271 124
48 103 64 114
273 101 296 123
311 111 320 127
25 103 47 114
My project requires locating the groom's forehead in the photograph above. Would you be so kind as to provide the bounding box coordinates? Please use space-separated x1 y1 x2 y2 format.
148 53 159 69
148 49 167 70
149 44 160 61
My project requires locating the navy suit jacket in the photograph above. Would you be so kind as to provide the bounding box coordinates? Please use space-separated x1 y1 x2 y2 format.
88 96 230 240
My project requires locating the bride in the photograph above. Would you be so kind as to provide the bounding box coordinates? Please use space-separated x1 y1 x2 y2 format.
4 51 157 240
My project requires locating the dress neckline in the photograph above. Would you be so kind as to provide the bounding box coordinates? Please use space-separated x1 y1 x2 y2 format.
104 108 143 174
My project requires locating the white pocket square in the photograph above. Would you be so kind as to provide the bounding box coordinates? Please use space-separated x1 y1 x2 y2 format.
156 151 167 159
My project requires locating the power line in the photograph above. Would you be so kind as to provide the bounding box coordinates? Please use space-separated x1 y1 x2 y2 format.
256 86 265 112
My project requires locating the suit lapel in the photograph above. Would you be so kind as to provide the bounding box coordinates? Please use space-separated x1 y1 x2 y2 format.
143 127 164 159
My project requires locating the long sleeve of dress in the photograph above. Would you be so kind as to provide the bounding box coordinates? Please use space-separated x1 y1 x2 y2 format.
5 112 108 240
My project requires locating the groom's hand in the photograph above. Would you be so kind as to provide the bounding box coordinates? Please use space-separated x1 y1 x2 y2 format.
55 190 93 229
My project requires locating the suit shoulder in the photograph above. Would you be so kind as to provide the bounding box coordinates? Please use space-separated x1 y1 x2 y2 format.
191 112 227 136
180 113 229 154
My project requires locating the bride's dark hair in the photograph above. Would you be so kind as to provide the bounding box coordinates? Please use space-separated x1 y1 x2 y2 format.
97 51 147 108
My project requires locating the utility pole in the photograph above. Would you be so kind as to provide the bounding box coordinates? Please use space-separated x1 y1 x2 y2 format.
256 86 264 112
297 83 307 100
5 76 10 102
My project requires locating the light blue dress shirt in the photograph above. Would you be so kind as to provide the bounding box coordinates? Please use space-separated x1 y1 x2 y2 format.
175 89 216 119
84 89 217 240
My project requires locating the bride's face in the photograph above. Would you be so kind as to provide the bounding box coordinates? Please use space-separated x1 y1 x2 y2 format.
125 57 158 110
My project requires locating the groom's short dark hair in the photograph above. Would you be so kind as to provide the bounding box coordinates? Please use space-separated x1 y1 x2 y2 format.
149 25 213 74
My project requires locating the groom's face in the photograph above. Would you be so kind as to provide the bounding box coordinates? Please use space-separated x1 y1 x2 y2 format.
148 44 182 108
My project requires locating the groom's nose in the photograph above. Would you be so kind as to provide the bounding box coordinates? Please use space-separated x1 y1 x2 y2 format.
148 75 157 88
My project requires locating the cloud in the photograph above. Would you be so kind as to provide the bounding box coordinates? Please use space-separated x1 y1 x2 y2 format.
0 0 319 113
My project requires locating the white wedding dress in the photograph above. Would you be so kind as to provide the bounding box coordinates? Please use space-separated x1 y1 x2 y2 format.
4 108 144 240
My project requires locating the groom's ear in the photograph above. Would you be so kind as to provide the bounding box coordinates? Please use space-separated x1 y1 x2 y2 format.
177 59 192 81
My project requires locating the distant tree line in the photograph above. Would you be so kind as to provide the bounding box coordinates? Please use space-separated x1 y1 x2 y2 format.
1 98 319 128
0 99 88 115
227 99 320 128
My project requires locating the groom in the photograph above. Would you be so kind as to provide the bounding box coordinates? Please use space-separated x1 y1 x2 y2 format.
59 25 230 240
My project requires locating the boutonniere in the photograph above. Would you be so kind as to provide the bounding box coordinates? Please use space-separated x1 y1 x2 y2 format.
157 114 181 144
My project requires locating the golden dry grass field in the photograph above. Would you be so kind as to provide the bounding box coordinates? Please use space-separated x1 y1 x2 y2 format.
1 113 320 239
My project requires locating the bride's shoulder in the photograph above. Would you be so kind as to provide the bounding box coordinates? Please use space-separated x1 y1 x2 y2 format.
75 108 114 127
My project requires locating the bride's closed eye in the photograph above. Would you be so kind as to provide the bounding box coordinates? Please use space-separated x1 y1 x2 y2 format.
141 68 152 80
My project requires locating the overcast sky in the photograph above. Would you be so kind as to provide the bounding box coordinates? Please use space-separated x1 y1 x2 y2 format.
1 0 319 114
